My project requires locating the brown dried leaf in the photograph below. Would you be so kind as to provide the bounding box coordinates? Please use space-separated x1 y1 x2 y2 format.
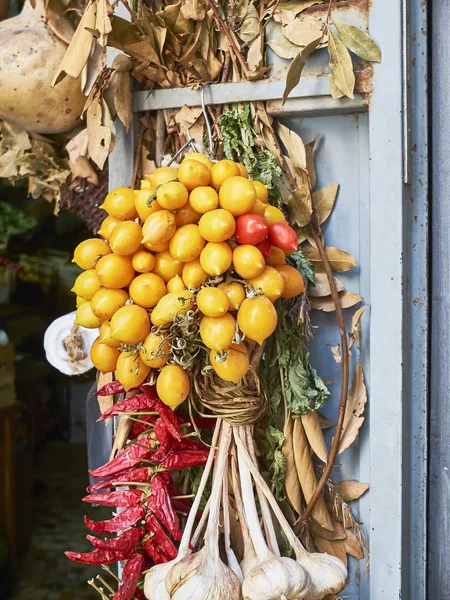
125 40 161 65
113 71 132 132
282 36 322 105
66 129 89 162
313 534 348 566
343 528 364 559
287 184 312 227
312 183 339 224
45 0 75 45
52 1 97 85
309 519 347 541
328 31 355 99
337 480 369 502
175 105 204 130
83 40 106 96
282 14 324 47
305 138 317 189
277 123 307 171
309 272 344 297
70 157 99 185
310 291 363 312
282 416 303 515
181 0 207 21
237 5 259 43
95 0 113 46
317 411 334 430
247 34 264 72
303 245 358 273
267 36 301 60
87 97 112 170
97 372 114 415
351 305 367 333
338 362 367 454
301 411 328 462
329 344 341 364
274 0 323 23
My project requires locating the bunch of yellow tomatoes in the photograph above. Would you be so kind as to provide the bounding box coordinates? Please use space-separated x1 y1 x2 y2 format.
71 154 305 410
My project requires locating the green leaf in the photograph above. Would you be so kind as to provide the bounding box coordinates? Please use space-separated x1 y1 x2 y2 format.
282 36 323 105
267 425 287 501
0 202 38 245
328 31 355 99
287 248 315 286
333 19 381 62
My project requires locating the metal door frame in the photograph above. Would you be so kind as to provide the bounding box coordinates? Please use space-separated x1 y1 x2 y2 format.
108 1 429 596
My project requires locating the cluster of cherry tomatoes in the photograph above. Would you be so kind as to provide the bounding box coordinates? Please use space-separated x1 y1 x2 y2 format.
71 154 305 410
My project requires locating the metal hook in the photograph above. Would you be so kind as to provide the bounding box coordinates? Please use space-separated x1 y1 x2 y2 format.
201 81 214 158
167 138 197 166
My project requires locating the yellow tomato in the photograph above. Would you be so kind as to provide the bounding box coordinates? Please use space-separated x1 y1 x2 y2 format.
99 320 121 348
189 186 219 214
218 282 246 311
233 245 265 279
116 352 151 390
132 251 155 274
237 163 249 178
90 337 120 373
210 343 249 383
253 180 269 203
109 221 143 256
96 254 135 289
266 245 286 267
140 331 171 368
110 305 151 344
76 295 87 308
100 188 137 220
196 287 230 317
167 275 187 293
140 179 152 190
151 290 194 326
129 273 167 308
72 269 101 300
153 250 184 282
210 159 240 189
169 224 205 262
250 199 267 217
157 181 189 210
198 209 236 243
157 365 190 409
178 159 211 191
200 313 236 350
142 210 176 246
219 176 256 216
183 152 213 169
73 238 111 270
90 288 128 321
249 266 285 302
134 190 161 222
237 296 277 344
148 166 178 188
175 203 202 227
264 205 286 226
182 258 207 289
277 265 306 298
200 242 233 276
75 302 102 329
144 240 170 253
98 216 122 240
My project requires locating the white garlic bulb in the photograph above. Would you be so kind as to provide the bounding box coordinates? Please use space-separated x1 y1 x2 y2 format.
299 553 347 600
242 556 310 600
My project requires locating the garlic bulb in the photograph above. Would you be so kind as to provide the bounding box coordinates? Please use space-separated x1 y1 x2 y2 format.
44 312 98 375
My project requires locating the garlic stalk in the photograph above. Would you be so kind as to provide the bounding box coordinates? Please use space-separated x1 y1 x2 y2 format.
236 427 310 600
144 420 222 600
165 422 241 599
222 454 244 581
234 431 347 600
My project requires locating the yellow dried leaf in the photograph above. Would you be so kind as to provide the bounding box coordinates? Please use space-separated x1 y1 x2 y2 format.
282 14 324 47
309 272 344 297
87 97 113 170
329 344 341 364
267 37 301 60
287 184 312 227
349 305 367 349
303 245 358 273
113 71 132 133
329 74 345 99
313 534 348 566
333 19 381 62
247 34 264 72
343 528 364 560
282 37 322 104
95 0 113 46
312 182 339 224
338 362 367 454
305 138 317 189
328 30 355 99
282 415 303 515
69 157 99 185
97 372 114 415
337 480 369 502
277 123 307 171
181 0 207 21
66 129 89 162
310 291 362 312
274 0 322 22
301 411 328 462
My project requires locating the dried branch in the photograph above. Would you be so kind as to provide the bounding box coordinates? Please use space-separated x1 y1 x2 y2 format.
155 111 166 168
130 124 145 189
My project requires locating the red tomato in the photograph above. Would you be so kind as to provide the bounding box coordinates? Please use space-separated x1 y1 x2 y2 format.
257 238 272 258
235 214 268 245
268 222 298 252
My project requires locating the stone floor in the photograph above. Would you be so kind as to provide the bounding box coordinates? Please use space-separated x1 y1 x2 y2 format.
9 443 110 600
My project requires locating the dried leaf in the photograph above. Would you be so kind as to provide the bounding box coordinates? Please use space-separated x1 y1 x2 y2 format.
313 534 348 566
303 245 358 273
309 272 344 297
1 121 31 152
301 411 328 462
310 291 363 312
45 0 75 45
282 14 324 47
181 0 207 21
113 71 132 132
329 74 345 99
125 40 160 65
309 519 347 541
293 418 334 529
282 415 303 514
66 129 89 162
287 184 312 227
52 1 97 85
274 0 323 23
97 372 114 415
237 5 259 43
337 480 369 502
95 0 113 46
267 36 301 60
333 20 381 62
277 123 307 171
312 183 339 224
305 139 317 189
110 414 133 458
282 36 322 105
83 40 106 96
343 528 364 559
338 362 367 454
329 344 341 364
317 411 333 430
87 97 112 170
328 31 355 99
247 34 264 73
349 305 367 350
70 157 99 185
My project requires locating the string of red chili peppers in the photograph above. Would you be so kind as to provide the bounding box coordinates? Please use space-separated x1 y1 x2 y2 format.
65 382 214 600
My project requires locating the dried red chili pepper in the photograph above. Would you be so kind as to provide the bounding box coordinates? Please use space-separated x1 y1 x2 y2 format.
95 380 128 396
83 489 143 508
113 553 145 600
84 506 145 534
133 588 146 600
65 547 132 564
161 449 209 470
87 527 144 552
147 474 182 541
129 414 158 439
155 400 182 441
87 467 153 492
89 439 155 479
142 514 178 563
98 391 158 422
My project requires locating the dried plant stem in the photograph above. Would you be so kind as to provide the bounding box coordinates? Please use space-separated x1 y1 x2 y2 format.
300 217 349 525
130 124 145 189
155 111 166 168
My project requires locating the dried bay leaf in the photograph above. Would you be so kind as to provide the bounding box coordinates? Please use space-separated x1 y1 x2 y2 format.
329 74 345 99
267 37 301 60
87 97 112 170
312 182 339 224
309 519 347 541
301 411 328 463
97 372 114 416
334 19 381 63
328 31 355 99
247 34 264 73
277 123 307 171
282 14 324 47
274 0 323 23
303 245 358 273
181 0 207 21
309 272 344 298
337 480 369 502
310 291 363 312
349 305 367 349
113 71 132 132
338 362 367 454
329 344 341 364
305 138 317 189
282 415 303 515
287 184 312 227
237 5 259 43
95 0 113 46
344 528 364 560
317 411 334 430
282 36 322 104
313 534 348 565
69 157 99 185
